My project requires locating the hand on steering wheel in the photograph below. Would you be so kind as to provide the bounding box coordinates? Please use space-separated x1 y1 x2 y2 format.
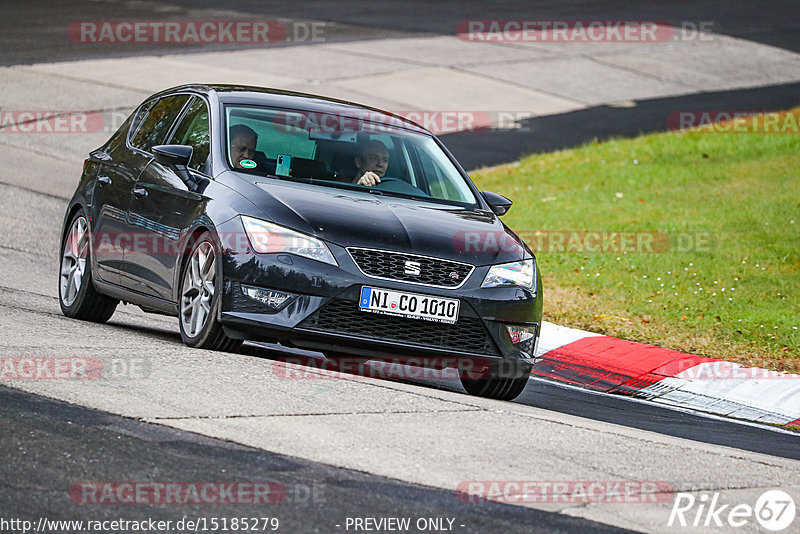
355 171 381 187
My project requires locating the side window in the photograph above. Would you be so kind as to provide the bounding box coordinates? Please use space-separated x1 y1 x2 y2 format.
131 94 190 152
233 118 316 160
410 142 464 202
128 99 157 142
168 97 210 172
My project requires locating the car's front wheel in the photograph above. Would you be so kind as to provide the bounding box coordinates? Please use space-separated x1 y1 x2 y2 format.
460 362 531 401
179 231 242 352
59 210 118 322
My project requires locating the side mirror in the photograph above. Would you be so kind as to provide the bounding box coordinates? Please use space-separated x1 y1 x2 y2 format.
153 144 192 167
481 190 513 216
152 144 196 189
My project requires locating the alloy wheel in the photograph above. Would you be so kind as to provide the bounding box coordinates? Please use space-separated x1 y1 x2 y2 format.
59 215 89 307
180 241 216 338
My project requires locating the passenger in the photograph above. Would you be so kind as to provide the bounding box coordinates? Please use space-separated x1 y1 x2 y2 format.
229 125 258 169
352 140 390 186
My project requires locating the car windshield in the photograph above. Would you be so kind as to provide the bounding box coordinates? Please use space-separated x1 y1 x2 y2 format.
224 105 479 208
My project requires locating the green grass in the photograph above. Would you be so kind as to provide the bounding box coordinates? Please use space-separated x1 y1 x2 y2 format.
471 110 800 370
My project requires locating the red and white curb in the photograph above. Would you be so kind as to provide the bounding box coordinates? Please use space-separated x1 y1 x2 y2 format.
533 322 800 429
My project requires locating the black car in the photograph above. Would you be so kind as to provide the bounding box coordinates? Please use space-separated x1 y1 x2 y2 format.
58 84 542 400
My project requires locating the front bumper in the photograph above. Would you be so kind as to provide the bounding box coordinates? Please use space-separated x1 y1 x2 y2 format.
216 221 542 366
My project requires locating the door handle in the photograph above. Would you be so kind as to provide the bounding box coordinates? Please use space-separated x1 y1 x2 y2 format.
97 176 111 186
132 187 148 198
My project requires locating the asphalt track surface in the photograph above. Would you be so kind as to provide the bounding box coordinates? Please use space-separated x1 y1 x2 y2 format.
3 0 799 66
0 386 637 534
3 0 800 168
1 1 799 532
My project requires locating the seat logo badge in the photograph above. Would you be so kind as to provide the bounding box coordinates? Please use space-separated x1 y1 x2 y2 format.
404 261 421 276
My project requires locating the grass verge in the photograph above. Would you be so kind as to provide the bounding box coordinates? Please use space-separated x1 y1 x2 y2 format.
471 110 799 371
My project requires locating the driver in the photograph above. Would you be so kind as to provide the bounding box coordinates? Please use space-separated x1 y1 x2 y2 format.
229 124 258 169
352 140 390 186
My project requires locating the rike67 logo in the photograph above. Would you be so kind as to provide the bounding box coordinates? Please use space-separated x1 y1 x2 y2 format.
669 490 795 531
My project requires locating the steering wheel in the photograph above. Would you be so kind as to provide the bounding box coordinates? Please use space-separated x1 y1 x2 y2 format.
371 177 427 197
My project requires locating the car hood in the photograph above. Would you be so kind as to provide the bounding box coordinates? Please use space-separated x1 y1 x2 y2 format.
228 176 528 266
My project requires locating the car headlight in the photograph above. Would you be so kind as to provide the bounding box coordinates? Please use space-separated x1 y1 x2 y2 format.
481 258 536 291
241 215 337 266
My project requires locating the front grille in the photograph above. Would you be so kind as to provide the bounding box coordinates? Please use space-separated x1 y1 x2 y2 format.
348 248 473 288
299 299 498 355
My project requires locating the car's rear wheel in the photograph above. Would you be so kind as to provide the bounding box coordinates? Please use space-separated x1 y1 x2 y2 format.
179 231 242 352
460 363 531 401
59 210 118 322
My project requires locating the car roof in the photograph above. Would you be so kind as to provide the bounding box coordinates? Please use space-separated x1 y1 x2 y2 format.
151 83 429 135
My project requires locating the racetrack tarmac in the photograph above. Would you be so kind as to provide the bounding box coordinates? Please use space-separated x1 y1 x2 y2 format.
1 2 798 533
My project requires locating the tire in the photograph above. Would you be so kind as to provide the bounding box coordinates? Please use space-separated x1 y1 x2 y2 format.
58 209 118 322
178 231 242 352
460 362 531 401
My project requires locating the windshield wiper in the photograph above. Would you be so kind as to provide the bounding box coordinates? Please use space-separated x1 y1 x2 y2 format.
261 174 426 202
366 189 422 201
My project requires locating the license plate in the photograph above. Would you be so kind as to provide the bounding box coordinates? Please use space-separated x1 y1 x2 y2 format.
358 286 460 324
